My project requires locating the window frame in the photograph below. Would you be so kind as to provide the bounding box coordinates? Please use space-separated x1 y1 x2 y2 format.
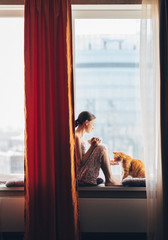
0 0 24 5
72 4 146 195
0 5 23 17
0 1 145 196
72 0 142 4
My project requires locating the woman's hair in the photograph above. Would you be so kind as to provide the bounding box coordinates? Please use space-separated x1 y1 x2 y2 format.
75 111 96 128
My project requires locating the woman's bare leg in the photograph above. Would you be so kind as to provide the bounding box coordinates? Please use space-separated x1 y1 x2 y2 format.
101 148 120 186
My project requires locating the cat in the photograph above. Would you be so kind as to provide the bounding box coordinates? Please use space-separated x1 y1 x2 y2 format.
113 152 145 180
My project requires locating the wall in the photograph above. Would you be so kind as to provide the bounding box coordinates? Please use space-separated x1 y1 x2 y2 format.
79 198 147 232
0 193 147 233
0 197 24 232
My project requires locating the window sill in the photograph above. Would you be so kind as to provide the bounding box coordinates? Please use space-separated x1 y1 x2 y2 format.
78 185 146 198
0 184 24 197
0 184 146 199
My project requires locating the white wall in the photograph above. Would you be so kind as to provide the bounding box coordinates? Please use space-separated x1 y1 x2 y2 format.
0 197 24 232
79 198 147 232
0 196 147 233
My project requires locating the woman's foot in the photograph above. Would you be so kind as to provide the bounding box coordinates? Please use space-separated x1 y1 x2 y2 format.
105 178 122 186
97 177 104 185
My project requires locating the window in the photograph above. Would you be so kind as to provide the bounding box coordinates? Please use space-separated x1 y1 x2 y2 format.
0 5 24 181
72 5 143 181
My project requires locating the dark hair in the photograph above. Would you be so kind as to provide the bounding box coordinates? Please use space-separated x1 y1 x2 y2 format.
75 111 96 128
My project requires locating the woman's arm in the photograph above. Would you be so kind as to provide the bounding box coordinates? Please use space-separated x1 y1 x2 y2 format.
75 135 83 167
82 143 96 164
75 136 97 165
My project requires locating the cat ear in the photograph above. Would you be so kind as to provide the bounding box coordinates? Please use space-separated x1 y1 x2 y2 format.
113 152 116 154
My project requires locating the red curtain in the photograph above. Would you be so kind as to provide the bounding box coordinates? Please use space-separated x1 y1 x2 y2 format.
24 0 80 239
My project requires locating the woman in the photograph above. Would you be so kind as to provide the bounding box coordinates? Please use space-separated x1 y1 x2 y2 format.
75 111 120 186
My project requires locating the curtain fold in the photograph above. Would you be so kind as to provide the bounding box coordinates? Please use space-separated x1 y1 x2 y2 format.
159 0 168 238
24 0 80 239
140 1 163 240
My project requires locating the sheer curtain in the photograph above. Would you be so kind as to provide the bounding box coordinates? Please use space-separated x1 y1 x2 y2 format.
140 0 163 240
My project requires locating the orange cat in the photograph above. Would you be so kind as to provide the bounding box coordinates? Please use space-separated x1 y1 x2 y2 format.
113 152 145 180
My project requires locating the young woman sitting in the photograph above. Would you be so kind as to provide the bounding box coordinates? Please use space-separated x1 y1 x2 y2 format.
75 111 120 186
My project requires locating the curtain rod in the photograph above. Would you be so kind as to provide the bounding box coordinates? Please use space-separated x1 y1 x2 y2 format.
0 0 142 5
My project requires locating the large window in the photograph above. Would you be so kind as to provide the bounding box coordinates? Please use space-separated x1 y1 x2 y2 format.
0 6 24 180
72 5 143 180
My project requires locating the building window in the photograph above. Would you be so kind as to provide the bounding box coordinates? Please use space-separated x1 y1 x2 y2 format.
72 5 143 180
0 6 24 180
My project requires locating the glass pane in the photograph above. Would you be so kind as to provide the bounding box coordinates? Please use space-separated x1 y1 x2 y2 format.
0 18 24 178
74 19 143 179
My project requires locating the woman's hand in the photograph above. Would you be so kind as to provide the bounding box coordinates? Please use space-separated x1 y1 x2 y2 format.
89 137 102 147
110 160 119 165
